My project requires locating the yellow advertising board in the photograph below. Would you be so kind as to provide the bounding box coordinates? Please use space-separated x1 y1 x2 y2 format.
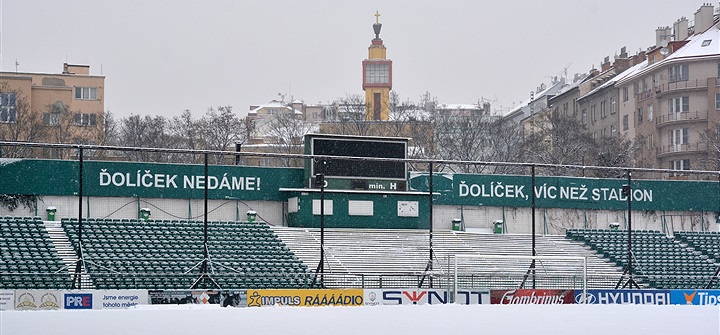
246 289 363 307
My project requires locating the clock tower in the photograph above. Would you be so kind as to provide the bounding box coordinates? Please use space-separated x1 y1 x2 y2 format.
362 11 392 121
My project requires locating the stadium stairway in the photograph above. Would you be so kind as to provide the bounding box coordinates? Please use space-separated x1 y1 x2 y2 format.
44 220 95 289
270 227 624 289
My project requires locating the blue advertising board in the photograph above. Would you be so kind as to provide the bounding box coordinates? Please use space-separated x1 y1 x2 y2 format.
670 290 720 305
574 289 671 305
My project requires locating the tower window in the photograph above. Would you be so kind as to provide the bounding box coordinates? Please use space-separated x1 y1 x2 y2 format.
365 63 389 84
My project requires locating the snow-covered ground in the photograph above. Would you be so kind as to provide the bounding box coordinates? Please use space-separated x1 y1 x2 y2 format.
2 304 719 335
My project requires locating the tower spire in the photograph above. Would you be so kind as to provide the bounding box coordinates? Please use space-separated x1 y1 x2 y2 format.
373 10 382 40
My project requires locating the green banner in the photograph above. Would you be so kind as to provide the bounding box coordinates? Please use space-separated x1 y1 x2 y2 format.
0 159 304 201
410 173 720 212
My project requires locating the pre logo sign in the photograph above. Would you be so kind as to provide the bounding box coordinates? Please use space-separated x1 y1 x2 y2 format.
64 294 93 309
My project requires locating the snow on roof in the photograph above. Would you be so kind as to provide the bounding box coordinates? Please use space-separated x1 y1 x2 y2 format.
578 61 647 100
550 73 593 100
664 24 720 61
620 25 720 84
248 100 303 115
503 80 564 117
437 104 480 110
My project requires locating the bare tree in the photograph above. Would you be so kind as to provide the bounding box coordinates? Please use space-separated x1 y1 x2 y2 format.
37 101 105 159
200 106 249 164
524 113 595 176
118 114 175 162
0 82 46 158
484 117 527 174
588 136 635 177
322 93 372 136
264 109 316 167
434 113 499 174
700 124 720 171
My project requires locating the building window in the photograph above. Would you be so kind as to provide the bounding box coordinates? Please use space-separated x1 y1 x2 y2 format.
74 87 97 100
582 109 587 125
590 105 596 123
702 39 712 47
44 101 66 126
0 92 17 123
637 107 643 124
610 124 616 136
648 104 654 121
611 97 616 114
716 93 720 110
600 101 606 119
647 133 654 149
669 96 690 114
74 113 97 126
622 115 629 131
43 113 61 126
670 159 690 176
670 128 689 146
623 87 629 102
562 102 568 116
668 64 689 83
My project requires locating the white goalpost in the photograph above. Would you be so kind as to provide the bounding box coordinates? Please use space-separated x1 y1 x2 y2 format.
452 254 588 301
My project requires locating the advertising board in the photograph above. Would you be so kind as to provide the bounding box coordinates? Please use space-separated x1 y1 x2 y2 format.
574 289 671 305
365 289 448 305
363 289 490 305
14 290 62 310
247 289 363 307
670 290 720 305
491 289 575 304
0 290 15 311
96 290 149 309
149 290 246 307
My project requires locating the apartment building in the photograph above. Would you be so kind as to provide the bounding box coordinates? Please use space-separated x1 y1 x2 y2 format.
616 5 718 175
0 63 105 157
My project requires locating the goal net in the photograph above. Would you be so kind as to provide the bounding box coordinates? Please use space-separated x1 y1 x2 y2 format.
452 254 587 298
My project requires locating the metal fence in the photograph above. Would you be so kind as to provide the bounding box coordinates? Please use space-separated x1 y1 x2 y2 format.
2 140 720 291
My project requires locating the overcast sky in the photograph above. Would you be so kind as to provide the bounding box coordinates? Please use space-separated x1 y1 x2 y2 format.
0 1 704 118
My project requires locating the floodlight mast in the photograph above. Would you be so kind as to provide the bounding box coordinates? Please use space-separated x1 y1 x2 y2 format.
312 159 327 288
72 147 84 289
191 153 220 289
616 170 639 289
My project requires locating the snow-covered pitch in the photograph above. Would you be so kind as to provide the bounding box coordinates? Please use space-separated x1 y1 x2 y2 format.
2 304 719 335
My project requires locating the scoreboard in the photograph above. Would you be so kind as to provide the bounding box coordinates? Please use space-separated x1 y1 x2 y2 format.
304 134 408 191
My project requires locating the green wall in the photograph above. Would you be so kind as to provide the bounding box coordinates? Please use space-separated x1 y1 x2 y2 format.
409 173 720 212
286 192 430 229
0 159 304 201
2 159 718 216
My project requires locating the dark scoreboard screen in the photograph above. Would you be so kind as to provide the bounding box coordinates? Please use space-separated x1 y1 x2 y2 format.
312 138 406 179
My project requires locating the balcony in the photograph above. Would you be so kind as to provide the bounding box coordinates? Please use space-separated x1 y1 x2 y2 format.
636 90 654 102
656 142 708 158
655 111 707 127
654 79 708 98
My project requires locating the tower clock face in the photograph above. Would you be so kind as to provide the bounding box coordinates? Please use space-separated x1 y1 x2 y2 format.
365 63 390 84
